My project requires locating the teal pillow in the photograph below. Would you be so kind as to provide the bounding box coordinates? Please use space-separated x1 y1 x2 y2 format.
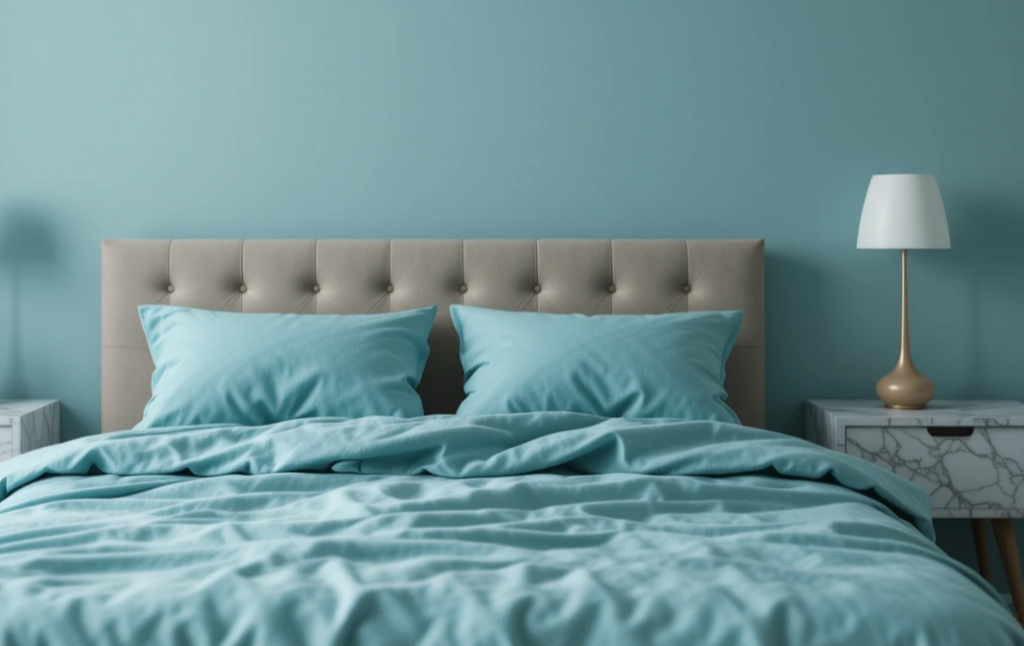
136 305 436 429
451 305 743 423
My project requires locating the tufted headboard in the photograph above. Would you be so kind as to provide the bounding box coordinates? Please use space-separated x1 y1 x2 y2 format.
102 239 765 432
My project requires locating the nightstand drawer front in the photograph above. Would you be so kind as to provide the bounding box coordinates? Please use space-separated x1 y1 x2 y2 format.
0 424 13 462
846 426 1024 513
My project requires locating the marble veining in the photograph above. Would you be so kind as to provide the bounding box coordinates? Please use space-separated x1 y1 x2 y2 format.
847 427 1024 517
807 400 1024 518
0 400 60 463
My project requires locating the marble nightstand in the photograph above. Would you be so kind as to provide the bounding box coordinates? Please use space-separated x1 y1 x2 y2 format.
0 400 61 463
807 399 1024 623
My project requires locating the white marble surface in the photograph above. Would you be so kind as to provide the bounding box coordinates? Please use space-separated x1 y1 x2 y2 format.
0 399 60 463
809 400 1024 426
0 426 12 461
848 426 1024 518
807 400 1024 518
0 400 59 418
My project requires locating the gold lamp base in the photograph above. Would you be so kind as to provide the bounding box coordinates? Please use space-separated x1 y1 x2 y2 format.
877 249 934 410
876 361 935 410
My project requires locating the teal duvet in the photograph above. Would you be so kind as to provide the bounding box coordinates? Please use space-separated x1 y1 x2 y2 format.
0 414 1020 645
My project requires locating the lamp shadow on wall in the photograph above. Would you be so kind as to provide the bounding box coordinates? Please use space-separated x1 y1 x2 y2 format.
0 204 59 399
921 197 1024 396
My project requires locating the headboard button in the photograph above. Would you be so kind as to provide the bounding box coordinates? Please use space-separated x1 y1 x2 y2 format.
683 284 692 294
607 285 616 293
239 285 248 294
312 285 321 294
533 284 542 294
166 285 175 294
385 284 394 294
459 285 468 294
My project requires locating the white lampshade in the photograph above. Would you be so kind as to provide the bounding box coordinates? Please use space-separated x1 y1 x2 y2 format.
857 174 951 249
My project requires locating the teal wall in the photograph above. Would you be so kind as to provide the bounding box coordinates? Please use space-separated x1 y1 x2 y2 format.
1 0 1023 583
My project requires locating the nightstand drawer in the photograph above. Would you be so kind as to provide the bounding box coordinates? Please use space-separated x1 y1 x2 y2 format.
846 425 1024 514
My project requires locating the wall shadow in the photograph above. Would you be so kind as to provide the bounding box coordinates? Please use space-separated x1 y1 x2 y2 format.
0 204 60 399
919 197 1024 396
764 250 830 436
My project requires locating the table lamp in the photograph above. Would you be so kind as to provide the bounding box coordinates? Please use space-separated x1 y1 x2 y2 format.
857 174 951 409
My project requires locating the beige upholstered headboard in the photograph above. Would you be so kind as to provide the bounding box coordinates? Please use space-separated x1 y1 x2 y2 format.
102 239 765 432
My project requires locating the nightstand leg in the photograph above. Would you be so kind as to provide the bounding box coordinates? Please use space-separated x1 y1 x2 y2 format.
972 519 991 581
992 519 1024 624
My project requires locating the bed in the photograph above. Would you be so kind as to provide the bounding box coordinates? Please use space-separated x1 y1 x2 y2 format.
0 238 1019 645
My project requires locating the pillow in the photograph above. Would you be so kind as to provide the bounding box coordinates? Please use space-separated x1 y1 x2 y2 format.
136 305 436 429
451 305 743 423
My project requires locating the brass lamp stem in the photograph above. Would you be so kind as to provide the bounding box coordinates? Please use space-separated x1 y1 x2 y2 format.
899 249 912 368
876 248 935 409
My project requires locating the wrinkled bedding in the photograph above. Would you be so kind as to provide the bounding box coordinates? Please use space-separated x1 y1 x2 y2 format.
0 414 1019 645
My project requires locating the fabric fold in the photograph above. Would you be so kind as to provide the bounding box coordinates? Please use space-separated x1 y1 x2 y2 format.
1 413 931 536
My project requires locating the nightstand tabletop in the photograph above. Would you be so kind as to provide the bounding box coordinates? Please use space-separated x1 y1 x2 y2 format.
808 399 1024 426
0 399 61 419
